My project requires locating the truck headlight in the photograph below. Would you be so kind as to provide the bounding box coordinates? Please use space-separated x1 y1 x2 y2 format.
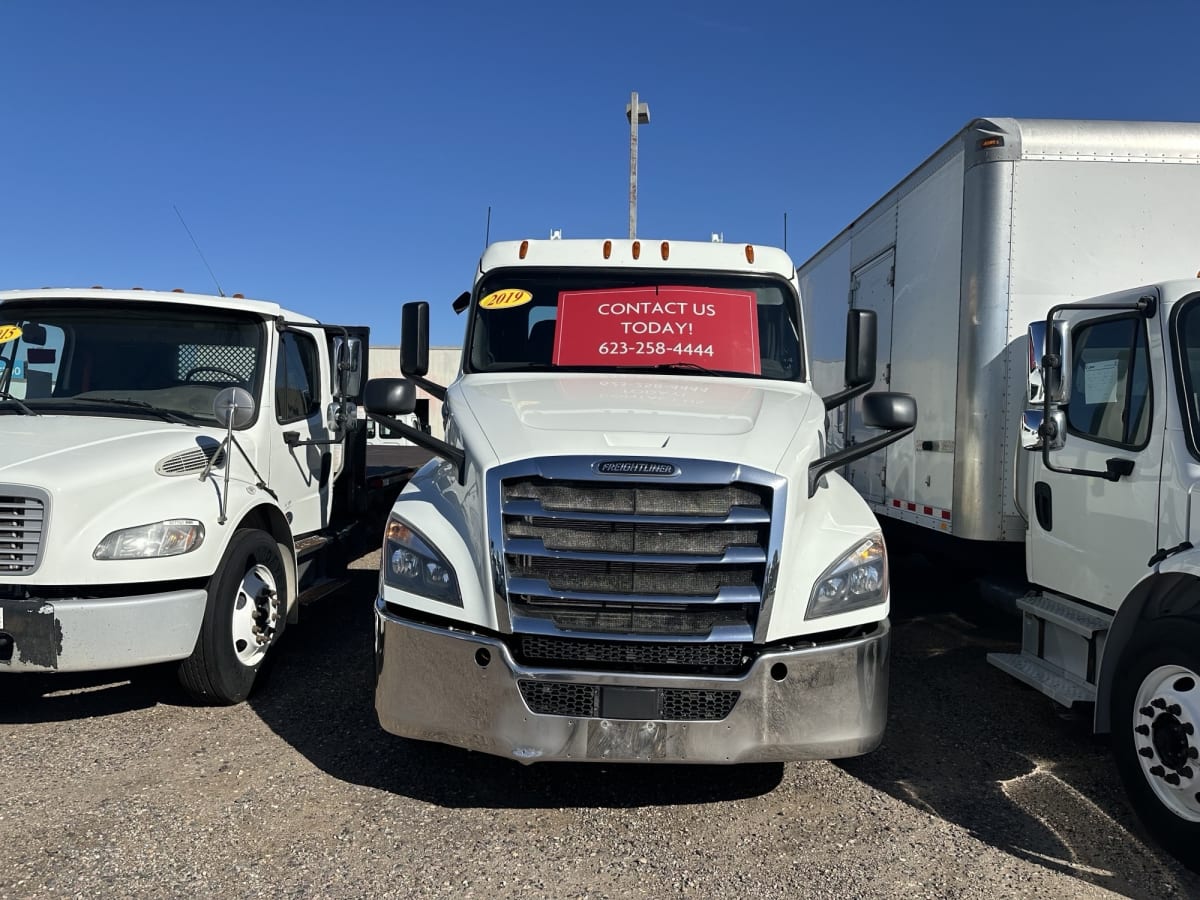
93 519 205 560
806 535 887 619
383 517 461 606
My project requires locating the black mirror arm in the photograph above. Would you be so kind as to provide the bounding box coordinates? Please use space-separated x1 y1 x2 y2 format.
368 413 465 483
403 372 447 402
808 424 914 498
820 380 872 412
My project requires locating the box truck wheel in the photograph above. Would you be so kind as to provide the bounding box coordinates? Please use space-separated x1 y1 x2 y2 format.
1111 617 1200 871
178 529 286 705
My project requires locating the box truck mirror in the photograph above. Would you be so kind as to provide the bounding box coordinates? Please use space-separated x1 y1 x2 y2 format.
1020 409 1066 451
808 390 917 497
1027 318 1072 406
331 336 364 398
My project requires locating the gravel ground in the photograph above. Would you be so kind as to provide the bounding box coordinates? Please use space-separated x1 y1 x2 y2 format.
3 552 1198 899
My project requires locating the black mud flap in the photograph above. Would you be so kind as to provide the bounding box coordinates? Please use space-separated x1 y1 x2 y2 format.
0 600 62 669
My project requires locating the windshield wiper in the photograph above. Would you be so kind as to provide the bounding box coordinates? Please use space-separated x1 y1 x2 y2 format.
69 397 192 425
650 361 721 376
0 391 37 416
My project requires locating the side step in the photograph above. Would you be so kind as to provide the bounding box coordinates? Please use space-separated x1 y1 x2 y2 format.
986 591 1112 708
297 575 352 607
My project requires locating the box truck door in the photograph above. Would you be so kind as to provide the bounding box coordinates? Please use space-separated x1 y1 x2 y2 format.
1027 298 1164 611
847 251 895 503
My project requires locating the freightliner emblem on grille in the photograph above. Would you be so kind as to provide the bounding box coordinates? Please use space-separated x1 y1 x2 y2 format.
595 460 678 476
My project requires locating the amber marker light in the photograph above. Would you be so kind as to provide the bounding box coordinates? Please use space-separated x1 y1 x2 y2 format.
660 241 670 260
745 245 755 264
632 240 641 260
603 240 612 259
519 240 529 259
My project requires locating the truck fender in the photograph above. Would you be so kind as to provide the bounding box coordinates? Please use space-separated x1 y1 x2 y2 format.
1094 560 1200 733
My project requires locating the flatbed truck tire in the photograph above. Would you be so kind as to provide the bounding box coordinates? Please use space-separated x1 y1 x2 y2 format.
1111 617 1200 872
178 529 287 705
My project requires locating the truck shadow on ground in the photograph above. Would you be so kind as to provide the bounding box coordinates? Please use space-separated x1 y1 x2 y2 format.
2 664 189 723
248 569 786 809
838 558 1200 898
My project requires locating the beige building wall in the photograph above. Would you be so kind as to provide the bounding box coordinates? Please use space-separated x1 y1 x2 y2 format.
368 346 461 439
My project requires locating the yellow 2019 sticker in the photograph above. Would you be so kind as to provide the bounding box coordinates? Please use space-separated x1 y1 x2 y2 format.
480 289 533 310
0 325 22 344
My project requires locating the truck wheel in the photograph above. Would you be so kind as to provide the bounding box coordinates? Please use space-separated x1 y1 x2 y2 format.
178 529 287 705
1111 618 1200 870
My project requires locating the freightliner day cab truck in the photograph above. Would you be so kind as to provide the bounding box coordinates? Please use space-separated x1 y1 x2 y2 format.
798 118 1200 865
366 237 917 764
0 288 410 703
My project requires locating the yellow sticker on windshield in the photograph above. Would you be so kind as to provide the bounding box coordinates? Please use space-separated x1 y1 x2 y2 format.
480 289 533 310
0 325 22 344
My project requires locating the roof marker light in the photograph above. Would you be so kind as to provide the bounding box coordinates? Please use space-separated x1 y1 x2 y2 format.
603 240 612 259
660 241 670 260
233 293 244 299
519 240 529 259
91 285 103 289
632 240 641 260
745 245 755 264
131 286 143 291
171 288 185 293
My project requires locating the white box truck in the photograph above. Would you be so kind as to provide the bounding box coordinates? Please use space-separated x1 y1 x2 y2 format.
0 288 412 703
798 118 1200 866
367 237 916 764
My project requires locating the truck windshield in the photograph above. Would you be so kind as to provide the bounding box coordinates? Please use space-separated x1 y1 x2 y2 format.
0 301 266 424
466 271 804 380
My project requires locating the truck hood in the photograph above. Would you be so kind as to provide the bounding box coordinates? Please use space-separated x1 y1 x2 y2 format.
0 415 232 486
450 372 819 473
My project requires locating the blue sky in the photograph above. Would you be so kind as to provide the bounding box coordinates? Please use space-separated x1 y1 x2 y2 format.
3 1 1199 347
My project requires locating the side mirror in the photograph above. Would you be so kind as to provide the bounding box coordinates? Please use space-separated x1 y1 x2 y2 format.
821 308 878 410
21 323 48 346
452 291 471 315
1027 318 1071 406
401 302 430 378
845 308 877 390
862 392 915 430
1020 408 1066 452
364 377 417 416
332 336 365 398
213 387 256 429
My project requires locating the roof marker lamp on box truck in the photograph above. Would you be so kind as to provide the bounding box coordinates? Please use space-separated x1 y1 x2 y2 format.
369 238 917 765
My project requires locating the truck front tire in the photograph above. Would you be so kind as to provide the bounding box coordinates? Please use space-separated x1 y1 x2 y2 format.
1111 617 1200 871
178 529 287 705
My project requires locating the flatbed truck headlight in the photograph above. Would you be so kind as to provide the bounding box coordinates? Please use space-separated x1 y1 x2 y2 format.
93 519 205 560
806 535 887 619
383 516 461 606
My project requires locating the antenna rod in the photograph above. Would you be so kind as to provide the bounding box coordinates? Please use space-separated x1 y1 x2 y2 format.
485 205 492 247
174 205 225 297
783 211 788 252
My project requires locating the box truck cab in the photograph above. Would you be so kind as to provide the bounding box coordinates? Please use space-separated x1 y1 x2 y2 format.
0 288 408 703
987 280 1200 866
365 238 916 764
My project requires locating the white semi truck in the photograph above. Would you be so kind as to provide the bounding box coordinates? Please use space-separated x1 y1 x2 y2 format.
0 288 412 703
797 118 1200 865
367 237 916 764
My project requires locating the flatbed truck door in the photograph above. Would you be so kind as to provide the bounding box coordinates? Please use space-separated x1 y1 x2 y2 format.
1027 294 1164 610
847 250 895 504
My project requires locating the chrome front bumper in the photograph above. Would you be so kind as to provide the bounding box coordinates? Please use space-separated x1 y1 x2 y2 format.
0 589 208 672
374 599 889 764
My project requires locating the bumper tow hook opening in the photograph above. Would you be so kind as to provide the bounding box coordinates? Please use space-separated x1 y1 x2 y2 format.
0 632 13 663
475 648 491 668
770 662 788 682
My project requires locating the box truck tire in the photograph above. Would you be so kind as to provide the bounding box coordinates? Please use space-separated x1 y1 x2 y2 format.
1111 617 1200 871
178 529 286 705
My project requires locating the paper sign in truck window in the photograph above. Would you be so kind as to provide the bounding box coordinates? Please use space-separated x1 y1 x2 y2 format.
552 286 761 374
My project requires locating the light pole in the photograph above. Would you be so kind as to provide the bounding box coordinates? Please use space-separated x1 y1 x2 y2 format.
626 91 650 239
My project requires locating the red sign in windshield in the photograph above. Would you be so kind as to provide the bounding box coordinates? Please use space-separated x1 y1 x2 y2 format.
552 286 760 374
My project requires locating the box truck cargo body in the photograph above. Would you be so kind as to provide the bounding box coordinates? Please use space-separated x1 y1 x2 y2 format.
798 117 1200 546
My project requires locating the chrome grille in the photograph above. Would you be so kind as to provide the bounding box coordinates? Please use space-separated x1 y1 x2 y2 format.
0 492 46 574
500 473 772 636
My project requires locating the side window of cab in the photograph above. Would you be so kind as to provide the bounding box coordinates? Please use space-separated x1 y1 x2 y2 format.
1066 315 1151 448
276 331 320 424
